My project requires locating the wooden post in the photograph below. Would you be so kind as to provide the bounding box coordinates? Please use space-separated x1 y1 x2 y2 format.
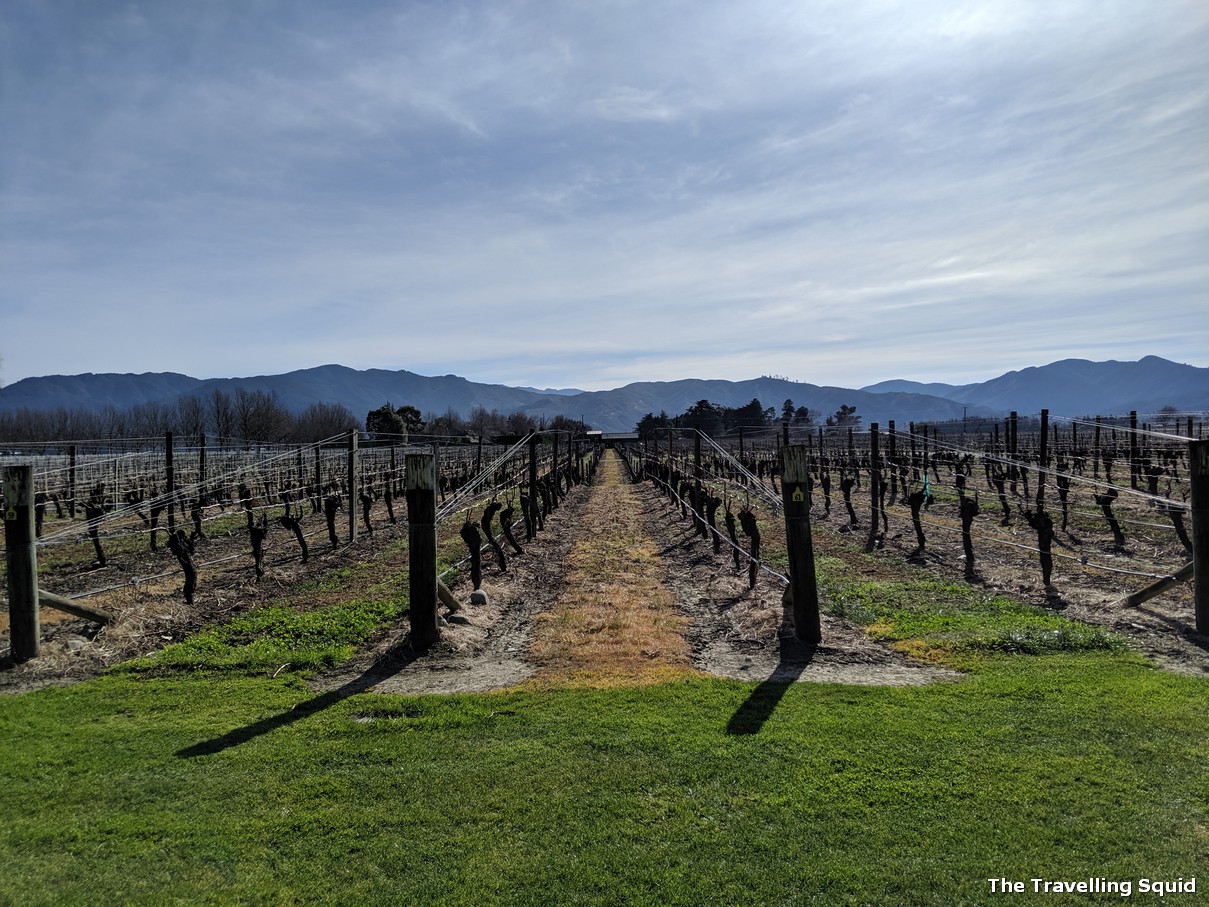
1094 416 1102 479
1129 410 1139 490
314 443 322 505
347 427 358 543
738 426 744 461
1190 439 1209 638
782 421 790 448
405 452 439 647
780 445 822 644
527 433 539 540
1036 410 1048 511
1009 411 1018 488
4 466 40 661
69 445 78 517
693 425 705 538
200 435 208 504
165 430 176 534
866 423 880 552
887 420 897 504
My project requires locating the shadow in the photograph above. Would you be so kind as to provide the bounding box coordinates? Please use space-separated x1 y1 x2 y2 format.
1132 603 1207 647
726 620 816 736
1043 586 1068 610
176 638 427 758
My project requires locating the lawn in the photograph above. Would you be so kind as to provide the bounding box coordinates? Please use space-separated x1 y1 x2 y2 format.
1 529 1206 904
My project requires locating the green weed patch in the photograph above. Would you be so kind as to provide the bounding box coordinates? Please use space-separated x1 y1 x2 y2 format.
117 594 407 676
817 560 1125 662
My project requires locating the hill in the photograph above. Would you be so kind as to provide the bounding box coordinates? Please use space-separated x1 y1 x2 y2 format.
1 357 1204 434
861 356 1208 418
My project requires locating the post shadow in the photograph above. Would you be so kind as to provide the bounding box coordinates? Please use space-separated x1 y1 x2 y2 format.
176 639 426 759
726 603 816 736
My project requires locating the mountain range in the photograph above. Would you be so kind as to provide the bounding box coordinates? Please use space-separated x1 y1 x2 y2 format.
0 356 1204 434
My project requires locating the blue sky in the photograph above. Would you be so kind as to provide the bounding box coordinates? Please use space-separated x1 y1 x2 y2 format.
2 1 1206 392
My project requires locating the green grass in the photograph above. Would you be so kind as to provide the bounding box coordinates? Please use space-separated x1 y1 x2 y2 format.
1 514 1206 904
818 566 1125 662
0 659 1205 905
116 594 407 675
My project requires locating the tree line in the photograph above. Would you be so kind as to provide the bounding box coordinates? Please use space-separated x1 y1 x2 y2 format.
636 398 860 436
0 389 595 445
365 402 588 440
0 388 357 444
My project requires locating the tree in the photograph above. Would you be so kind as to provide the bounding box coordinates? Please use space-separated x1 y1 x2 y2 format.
366 403 405 439
730 398 769 431
782 399 795 422
176 395 207 441
636 410 671 436
793 405 813 426
366 403 425 439
294 402 358 441
548 414 588 436
682 399 724 435
826 404 860 428
208 388 235 441
397 405 425 433
1157 405 1180 431
232 388 290 443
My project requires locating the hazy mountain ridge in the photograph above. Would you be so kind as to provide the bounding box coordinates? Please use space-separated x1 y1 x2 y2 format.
861 356 1208 418
1 357 1204 434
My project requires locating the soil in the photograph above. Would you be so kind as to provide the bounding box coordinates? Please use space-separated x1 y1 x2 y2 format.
3 451 1204 695
322 452 956 695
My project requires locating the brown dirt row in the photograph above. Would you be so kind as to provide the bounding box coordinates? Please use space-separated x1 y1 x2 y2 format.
326 451 953 696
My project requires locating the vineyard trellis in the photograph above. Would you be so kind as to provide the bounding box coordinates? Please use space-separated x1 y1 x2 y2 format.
3 406 1206 666
625 408 1207 644
3 427 599 661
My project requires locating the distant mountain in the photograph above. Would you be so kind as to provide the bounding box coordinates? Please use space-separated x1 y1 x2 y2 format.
1 357 1204 435
516 386 586 396
861 356 1209 417
0 372 207 411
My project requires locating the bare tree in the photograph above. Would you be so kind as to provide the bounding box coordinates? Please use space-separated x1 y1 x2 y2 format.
176 395 207 441
209 388 235 442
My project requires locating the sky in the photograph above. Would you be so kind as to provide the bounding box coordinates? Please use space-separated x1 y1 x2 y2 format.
2 1 1206 393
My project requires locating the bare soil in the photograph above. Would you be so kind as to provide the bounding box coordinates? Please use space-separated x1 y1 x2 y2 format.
318 451 956 696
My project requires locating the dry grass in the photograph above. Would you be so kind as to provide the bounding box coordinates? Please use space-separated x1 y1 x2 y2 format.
526 452 700 689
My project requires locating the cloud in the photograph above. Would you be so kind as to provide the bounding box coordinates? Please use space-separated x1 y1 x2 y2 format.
1 0 1206 392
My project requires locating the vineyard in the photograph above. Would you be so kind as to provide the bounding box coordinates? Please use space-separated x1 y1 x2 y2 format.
3 407 1206 689
2 410 1208 904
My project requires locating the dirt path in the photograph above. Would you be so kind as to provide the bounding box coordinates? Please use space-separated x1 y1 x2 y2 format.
525 450 695 687
331 450 953 695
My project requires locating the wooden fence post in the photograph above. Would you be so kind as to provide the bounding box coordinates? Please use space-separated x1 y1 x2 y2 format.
694 426 705 537
1190 439 1209 638
1036 410 1048 511
406 452 439 648
69 445 78 517
165 430 176 534
4 466 40 661
347 427 358 543
1129 410 1139 490
866 423 880 552
200 435 208 505
527 433 539 540
780 445 822 644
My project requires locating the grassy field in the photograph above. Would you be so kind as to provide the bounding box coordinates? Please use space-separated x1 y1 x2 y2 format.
1 486 1206 904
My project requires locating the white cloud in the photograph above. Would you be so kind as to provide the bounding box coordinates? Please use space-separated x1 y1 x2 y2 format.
1 0 1206 392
